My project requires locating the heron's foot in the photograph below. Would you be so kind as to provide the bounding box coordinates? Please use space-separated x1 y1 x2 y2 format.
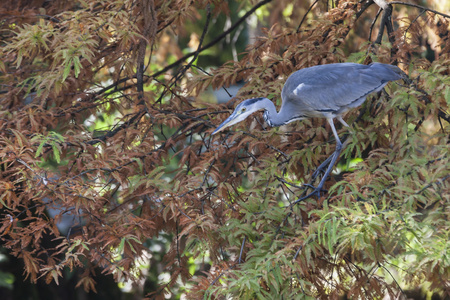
293 185 327 205
302 184 327 197
312 155 334 180
302 183 315 190
311 167 325 180
312 186 327 198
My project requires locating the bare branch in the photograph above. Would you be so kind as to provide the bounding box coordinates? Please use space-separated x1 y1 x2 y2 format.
390 1 450 18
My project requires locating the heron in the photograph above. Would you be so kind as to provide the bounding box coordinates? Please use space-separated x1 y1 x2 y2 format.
212 62 403 196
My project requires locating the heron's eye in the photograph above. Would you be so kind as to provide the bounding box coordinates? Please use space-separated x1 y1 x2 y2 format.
241 107 246 113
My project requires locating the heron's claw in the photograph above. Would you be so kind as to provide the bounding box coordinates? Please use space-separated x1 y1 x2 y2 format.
312 187 327 198
312 154 335 180
293 185 327 205
303 184 327 198
302 183 315 190
311 168 324 180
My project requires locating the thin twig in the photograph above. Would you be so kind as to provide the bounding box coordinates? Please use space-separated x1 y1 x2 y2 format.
191 65 232 98
293 245 302 260
378 263 407 298
238 236 246 263
390 1 450 18
296 0 319 33
368 7 382 41
403 9 426 39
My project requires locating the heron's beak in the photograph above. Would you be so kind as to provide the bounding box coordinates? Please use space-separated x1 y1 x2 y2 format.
212 113 238 135
212 100 258 135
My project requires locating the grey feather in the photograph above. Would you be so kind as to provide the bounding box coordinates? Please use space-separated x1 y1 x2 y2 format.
281 63 402 118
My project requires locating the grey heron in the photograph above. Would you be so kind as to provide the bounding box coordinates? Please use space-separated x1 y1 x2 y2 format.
212 62 403 196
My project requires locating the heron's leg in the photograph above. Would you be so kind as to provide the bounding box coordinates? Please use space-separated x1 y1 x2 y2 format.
312 136 352 181
337 116 349 128
311 117 342 180
308 118 344 197
299 141 343 201
315 139 343 192
311 155 333 180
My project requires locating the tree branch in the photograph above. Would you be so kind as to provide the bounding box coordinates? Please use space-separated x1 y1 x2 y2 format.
390 1 450 18
296 0 319 33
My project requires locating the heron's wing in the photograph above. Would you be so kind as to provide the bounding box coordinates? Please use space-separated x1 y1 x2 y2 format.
281 63 402 116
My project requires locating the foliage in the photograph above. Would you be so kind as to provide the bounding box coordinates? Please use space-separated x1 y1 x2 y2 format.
0 0 449 299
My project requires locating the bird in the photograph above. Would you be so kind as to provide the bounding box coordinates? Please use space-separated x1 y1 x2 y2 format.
212 62 403 196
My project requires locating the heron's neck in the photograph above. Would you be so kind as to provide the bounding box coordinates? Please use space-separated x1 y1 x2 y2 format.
260 98 285 127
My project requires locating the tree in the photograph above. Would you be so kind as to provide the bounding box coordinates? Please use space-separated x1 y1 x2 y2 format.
0 0 449 299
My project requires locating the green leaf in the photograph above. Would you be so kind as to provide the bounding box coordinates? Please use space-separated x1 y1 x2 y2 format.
62 58 72 82
444 86 450 107
118 238 125 254
81 242 89 251
51 142 61 163
126 240 136 253
0 192 11 209
50 131 65 142
35 137 45 158
73 56 81 78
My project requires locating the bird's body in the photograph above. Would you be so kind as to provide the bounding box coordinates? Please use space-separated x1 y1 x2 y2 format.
281 63 402 120
212 62 403 196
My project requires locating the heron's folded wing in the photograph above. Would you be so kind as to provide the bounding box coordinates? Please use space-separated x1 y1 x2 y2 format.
282 63 401 115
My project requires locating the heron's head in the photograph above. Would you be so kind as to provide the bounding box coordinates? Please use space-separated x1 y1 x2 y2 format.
212 97 268 135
